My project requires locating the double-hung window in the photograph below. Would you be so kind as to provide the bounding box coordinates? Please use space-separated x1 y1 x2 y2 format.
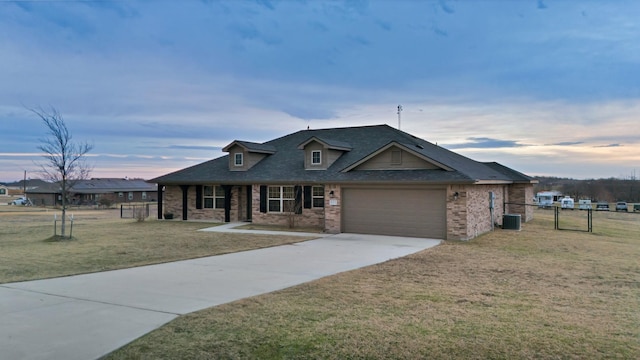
311 150 321 165
268 186 295 212
234 153 243 166
204 185 225 209
312 186 324 208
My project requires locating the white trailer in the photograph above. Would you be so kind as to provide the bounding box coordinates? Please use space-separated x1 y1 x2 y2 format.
536 191 561 208
560 196 575 209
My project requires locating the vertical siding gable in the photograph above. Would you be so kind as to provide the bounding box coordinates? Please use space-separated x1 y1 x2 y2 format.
354 146 441 170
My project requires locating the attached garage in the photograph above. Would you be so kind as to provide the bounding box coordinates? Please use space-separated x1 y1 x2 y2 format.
341 187 447 239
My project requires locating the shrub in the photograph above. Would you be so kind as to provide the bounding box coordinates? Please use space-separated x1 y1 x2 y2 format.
98 197 113 208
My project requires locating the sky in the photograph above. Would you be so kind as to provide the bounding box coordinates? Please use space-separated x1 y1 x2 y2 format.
1 0 639 183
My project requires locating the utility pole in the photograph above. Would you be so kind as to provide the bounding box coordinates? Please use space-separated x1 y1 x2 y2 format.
397 104 403 130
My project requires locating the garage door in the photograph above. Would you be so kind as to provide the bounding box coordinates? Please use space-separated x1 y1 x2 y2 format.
342 188 446 239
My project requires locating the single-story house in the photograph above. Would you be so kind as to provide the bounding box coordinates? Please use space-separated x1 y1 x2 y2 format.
70 178 158 204
151 125 535 240
0 185 8 196
27 178 158 206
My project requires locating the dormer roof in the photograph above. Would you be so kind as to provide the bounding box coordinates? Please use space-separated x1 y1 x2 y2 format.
297 136 352 151
222 140 276 154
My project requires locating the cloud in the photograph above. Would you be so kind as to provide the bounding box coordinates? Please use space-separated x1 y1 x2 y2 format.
1 2 639 181
439 0 455 14
551 141 584 146
166 145 222 151
594 143 622 148
444 137 526 149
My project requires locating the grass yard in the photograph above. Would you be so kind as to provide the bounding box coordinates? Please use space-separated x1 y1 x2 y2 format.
107 210 640 359
0 208 314 284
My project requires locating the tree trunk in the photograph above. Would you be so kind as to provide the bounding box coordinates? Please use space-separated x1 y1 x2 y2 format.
61 177 67 237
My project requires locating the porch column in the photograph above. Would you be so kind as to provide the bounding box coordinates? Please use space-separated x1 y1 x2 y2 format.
246 185 252 221
180 185 189 220
157 184 164 219
222 185 232 222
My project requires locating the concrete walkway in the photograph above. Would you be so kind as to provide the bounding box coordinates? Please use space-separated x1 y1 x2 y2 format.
1 225 440 360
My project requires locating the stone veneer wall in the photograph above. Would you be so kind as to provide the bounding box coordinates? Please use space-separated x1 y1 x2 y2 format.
446 185 468 240
323 184 341 233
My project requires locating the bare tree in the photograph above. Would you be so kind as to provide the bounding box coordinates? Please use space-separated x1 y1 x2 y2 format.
33 107 93 238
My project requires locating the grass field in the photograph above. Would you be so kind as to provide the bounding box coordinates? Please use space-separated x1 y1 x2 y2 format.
106 210 640 359
0 208 313 284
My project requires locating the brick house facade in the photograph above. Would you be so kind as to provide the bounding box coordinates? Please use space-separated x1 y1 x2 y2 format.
153 125 536 240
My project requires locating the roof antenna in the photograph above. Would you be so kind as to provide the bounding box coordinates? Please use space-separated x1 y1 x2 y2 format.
397 104 403 130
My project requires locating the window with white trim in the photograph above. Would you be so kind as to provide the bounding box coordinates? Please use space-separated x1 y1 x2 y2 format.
204 185 225 209
268 186 295 212
234 153 243 166
118 192 123 198
311 150 321 165
128 192 134 200
312 185 324 208
142 191 147 200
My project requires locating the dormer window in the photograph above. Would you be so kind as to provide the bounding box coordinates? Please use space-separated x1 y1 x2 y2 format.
311 150 322 165
234 153 243 166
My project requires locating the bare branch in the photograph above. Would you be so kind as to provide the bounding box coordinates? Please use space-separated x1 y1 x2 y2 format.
31 106 94 238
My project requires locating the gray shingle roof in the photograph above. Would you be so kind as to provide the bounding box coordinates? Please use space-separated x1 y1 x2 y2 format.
151 125 534 185
71 178 157 193
26 178 157 194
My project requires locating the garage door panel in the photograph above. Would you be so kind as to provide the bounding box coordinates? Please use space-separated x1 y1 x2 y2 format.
342 188 446 239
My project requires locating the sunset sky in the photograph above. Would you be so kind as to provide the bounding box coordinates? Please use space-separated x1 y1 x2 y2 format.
1 0 639 182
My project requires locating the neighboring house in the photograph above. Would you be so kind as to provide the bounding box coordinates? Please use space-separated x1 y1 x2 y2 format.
0 185 8 196
26 178 158 206
151 125 536 240
24 182 62 206
70 178 158 204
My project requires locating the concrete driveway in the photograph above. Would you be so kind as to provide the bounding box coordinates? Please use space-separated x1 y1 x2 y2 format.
1 230 440 360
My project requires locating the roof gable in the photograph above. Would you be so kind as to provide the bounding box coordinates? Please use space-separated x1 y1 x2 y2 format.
342 142 453 172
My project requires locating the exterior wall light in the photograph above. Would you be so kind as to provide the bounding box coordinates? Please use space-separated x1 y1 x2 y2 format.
453 192 459 200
